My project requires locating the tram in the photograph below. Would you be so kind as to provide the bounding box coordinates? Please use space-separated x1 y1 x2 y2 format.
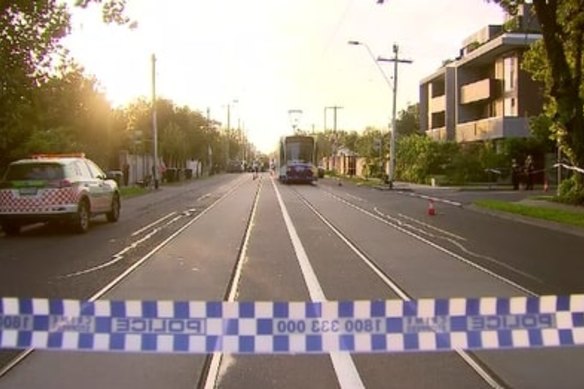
277 135 317 184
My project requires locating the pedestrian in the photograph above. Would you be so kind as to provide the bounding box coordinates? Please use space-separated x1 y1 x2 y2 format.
524 155 535 190
252 160 259 180
511 159 520 190
123 163 130 186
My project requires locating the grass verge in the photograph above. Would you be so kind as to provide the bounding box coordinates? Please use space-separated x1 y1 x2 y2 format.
119 186 149 198
333 175 385 188
474 199 584 228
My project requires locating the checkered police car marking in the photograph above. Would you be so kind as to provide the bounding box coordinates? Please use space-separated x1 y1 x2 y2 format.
0 188 79 213
1 296 583 353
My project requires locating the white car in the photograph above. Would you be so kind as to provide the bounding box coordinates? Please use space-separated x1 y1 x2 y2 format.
0 153 121 235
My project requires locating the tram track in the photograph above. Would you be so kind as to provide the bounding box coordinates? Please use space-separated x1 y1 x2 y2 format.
199 175 265 389
0 175 252 381
0 175 554 387
288 184 532 389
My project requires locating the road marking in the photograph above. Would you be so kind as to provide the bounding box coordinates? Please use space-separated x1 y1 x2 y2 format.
298 189 509 388
302 199 410 301
377 209 543 284
273 179 365 389
397 212 467 241
299 196 507 388
60 214 185 278
196 193 211 202
0 177 254 380
205 176 265 389
131 212 177 236
325 191 537 297
344 193 365 202
399 191 463 207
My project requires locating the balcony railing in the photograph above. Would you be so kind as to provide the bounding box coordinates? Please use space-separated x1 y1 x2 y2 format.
430 95 446 113
460 78 495 104
456 117 530 142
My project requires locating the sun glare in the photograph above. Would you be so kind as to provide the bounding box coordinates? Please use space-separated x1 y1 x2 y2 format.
62 0 506 153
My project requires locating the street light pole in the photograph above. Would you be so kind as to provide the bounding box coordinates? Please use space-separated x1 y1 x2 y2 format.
378 44 412 189
324 106 342 172
151 53 159 189
225 99 238 162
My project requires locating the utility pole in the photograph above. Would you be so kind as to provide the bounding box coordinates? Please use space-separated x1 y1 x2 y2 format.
378 45 412 189
207 107 212 175
325 106 342 172
151 53 159 189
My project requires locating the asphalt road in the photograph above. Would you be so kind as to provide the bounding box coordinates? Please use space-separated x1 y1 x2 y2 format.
1 174 583 388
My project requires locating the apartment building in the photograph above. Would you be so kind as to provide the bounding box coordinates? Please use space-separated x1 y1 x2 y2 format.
419 6 543 144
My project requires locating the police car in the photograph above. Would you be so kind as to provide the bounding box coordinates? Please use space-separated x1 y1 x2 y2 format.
0 153 121 235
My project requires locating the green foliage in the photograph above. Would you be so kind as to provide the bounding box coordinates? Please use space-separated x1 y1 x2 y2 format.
0 0 139 170
475 199 584 228
396 103 420 137
395 135 459 184
394 136 547 185
491 0 584 170
0 1 70 166
558 175 584 206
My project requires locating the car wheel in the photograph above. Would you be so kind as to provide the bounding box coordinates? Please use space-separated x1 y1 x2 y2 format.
72 199 90 233
106 194 120 222
2 222 21 236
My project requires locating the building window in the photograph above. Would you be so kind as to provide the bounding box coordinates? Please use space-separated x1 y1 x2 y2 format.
504 97 517 116
504 56 516 92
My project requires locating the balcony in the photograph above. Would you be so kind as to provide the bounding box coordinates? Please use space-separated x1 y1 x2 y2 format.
426 127 448 141
456 117 530 142
460 78 496 104
430 95 446 113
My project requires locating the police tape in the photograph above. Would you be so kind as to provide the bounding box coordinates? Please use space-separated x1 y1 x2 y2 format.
1 295 583 354
553 163 584 174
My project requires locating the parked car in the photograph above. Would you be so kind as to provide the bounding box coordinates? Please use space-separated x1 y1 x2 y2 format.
226 160 244 173
0 153 121 235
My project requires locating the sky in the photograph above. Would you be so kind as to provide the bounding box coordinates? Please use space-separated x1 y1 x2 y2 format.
63 0 507 153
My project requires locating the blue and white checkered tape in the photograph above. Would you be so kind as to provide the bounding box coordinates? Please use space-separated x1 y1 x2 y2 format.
1 295 583 354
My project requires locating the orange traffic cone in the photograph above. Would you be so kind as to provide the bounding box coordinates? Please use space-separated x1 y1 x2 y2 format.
427 199 436 216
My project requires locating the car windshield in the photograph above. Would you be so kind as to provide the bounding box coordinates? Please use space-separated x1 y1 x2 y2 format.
285 140 314 164
2 1 584 389
4 163 64 181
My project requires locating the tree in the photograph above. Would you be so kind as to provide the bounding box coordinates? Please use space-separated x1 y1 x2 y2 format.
356 127 386 178
0 0 131 168
395 103 421 137
491 1 584 170
0 1 69 166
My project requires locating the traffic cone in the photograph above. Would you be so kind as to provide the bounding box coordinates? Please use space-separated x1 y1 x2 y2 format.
427 199 436 216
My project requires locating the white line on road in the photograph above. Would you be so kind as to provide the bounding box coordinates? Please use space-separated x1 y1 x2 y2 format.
326 191 536 297
380 210 543 284
131 212 177 236
396 212 467 241
196 193 211 202
0 179 249 380
300 189 507 388
299 196 506 388
302 199 410 301
60 214 185 278
204 177 265 389
403 191 462 207
273 178 365 389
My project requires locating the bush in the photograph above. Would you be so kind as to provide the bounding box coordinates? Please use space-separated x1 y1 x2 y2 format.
558 175 584 205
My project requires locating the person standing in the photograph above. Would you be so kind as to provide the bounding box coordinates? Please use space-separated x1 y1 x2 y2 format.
122 163 130 186
524 155 535 190
511 159 520 190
